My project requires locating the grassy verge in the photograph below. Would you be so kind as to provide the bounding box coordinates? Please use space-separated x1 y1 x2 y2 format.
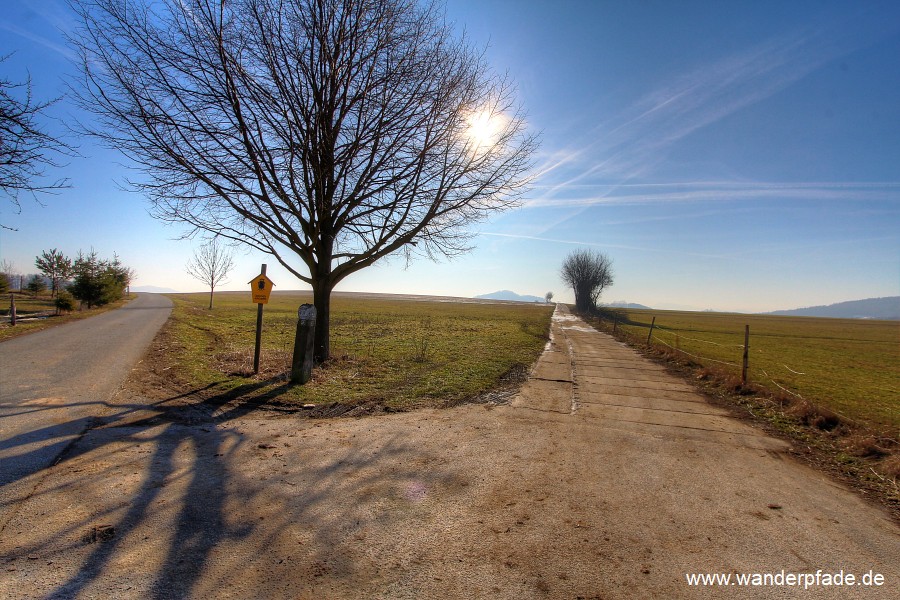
0 293 137 342
151 291 553 414
583 307 899 516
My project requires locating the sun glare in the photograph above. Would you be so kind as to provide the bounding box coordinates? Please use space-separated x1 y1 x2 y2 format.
465 109 506 151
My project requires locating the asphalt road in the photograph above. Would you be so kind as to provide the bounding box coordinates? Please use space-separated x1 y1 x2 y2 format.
0 293 172 529
0 302 897 599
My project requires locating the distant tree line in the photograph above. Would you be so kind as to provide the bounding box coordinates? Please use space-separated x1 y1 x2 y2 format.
1 249 134 313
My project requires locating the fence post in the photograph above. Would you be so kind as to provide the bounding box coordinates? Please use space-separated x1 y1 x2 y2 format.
9 294 16 326
742 325 750 385
646 316 656 345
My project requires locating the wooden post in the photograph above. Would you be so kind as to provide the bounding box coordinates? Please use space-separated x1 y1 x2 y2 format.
253 264 266 374
291 304 317 384
741 325 750 385
646 316 656 345
9 294 15 326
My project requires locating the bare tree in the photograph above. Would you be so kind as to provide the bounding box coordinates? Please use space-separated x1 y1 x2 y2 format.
186 238 235 310
0 54 71 227
545 291 554 304
0 259 21 291
70 0 536 363
560 249 614 313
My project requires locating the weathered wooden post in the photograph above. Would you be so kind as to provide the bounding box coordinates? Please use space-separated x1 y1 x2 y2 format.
741 325 750 385
646 316 656 345
291 304 317 384
9 294 15 326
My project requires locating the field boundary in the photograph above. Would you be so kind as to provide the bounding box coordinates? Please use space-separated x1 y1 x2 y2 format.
577 306 899 519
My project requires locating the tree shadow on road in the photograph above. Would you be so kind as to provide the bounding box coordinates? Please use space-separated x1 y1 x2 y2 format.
0 380 466 598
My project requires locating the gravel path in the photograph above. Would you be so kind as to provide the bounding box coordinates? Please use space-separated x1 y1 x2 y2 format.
0 294 172 530
0 304 896 599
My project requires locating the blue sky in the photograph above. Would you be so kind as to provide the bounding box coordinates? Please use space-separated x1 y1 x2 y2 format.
1 0 898 312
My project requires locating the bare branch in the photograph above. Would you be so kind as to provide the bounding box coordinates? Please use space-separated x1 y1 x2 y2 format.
70 0 537 361
0 54 73 221
185 237 236 309
561 249 614 313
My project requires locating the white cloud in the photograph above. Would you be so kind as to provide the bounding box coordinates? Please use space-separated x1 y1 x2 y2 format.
522 181 900 208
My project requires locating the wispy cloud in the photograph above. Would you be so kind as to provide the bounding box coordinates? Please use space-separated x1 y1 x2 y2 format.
0 21 76 62
0 0 77 61
523 181 900 208
535 10 900 195
478 231 732 260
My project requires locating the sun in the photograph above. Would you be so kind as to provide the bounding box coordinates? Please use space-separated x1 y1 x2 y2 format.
465 109 506 151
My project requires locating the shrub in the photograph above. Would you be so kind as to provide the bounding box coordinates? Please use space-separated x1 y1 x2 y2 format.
68 250 133 308
55 290 77 313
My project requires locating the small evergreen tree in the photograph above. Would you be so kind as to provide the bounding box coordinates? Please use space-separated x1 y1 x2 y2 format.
25 274 47 297
69 250 133 308
0 272 8 294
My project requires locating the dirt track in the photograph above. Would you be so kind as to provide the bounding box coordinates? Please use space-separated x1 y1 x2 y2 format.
1 304 897 598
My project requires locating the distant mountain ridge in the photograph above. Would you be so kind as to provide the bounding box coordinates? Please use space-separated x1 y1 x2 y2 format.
602 301 652 309
475 290 547 303
132 285 180 293
765 296 899 320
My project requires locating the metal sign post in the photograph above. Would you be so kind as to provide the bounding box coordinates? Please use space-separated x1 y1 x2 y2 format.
248 265 275 374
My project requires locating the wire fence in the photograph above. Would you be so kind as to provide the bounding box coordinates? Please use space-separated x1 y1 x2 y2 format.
590 308 900 434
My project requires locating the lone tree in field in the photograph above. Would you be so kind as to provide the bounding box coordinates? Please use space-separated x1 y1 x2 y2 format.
35 248 73 299
70 0 537 363
0 54 71 225
186 238 235 310
545 291 553 304
561 249 614 313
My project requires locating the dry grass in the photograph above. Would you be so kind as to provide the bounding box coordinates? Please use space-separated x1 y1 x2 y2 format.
0 293 136 341
154 291 553 412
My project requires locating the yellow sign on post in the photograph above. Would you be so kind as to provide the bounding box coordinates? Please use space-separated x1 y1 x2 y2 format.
249 273 275 304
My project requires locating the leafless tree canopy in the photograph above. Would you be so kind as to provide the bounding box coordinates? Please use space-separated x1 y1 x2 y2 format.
70 0 537 361
186 238 236 309
0 55 71 225
560 249 614 313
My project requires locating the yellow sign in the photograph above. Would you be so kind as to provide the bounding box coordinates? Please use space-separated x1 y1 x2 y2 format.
249 273 275 304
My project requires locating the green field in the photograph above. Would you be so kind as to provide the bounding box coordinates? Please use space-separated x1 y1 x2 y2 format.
600 309 899 432
162 291 553 409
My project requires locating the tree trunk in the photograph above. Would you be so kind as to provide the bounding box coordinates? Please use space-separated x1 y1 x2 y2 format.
312 282 332 364
208 285 214 310
311 234 336 364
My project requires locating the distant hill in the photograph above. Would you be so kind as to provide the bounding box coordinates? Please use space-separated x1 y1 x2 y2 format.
766 296 900 320
475 290 547 303
602 301 652 310
132 285 180 293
